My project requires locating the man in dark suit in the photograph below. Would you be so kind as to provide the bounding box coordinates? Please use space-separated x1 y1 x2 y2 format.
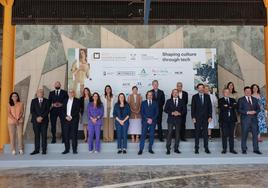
177 82 188 141
138 91 159 155
191 83 212 154
30 89 50 155
218 88 238 154
238 86 261 155
164 89 186 155
150 80 165 142
48 81 68 143
62 89 81 154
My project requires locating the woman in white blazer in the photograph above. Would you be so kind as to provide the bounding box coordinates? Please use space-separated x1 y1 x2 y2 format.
102 85 115 142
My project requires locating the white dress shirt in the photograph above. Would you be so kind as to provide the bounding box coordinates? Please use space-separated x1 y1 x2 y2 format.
67 97 73 118
173 97 178 107
55 89 61 96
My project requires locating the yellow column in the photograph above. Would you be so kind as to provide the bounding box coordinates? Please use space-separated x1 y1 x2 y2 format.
0 0 15 150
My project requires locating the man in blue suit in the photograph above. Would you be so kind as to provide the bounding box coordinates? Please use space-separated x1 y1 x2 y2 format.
238 86 261 154
138 91 159 155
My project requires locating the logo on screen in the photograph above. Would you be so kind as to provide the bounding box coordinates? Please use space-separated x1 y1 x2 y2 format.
93 52 100 59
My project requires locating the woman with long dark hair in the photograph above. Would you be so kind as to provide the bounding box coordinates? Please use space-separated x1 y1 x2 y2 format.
80 87 92 142
102 85 115 142
113 93 130 154
226 82 239 138
87 92 104 153
251 84 267 142
8 92 24 155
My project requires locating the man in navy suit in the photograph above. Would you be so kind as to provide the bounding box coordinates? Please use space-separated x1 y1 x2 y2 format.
138 91 159 155
150 80 165 142
48 81 68 143
164 89 186 155
191 83 212 154
218 88 238 154
30 89 50 155
238 86 261 154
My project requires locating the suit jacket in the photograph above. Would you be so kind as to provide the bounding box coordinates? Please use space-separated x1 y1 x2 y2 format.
113 103 131 126
180 91 188 106
150 89 165 111
218 97 237 123
62 97 81 123
30 98 50 124
238 96 260 123
141 100 159 125
191 93 212 120
48 89 68 110
164 98 186 124
80 96 93 115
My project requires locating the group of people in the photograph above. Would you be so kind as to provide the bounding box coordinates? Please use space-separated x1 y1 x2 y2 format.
7 80 266 156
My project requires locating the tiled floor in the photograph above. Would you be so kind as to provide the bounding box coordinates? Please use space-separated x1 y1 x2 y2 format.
0 165 267 188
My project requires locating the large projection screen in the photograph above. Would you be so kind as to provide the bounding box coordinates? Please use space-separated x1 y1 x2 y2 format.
68 48 217 130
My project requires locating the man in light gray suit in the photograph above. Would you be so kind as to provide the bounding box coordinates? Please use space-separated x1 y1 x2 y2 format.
238 86 261 154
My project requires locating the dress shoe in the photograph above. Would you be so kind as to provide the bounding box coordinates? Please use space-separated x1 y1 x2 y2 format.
242 150 247 154
253 150 262 155
123 150 127 154
149 150 154 154
51 138 56 144
138 150 143 155
42 151 47 155
166 150 170 155
62 150 69 154
30 151 39 155
205 149 211 154
181 138 187 142
117 150 122 154
221 150 227 154
159 139 164 142
195 150 199 154
174 150 181 154
73 151 78 154
230 150 238 154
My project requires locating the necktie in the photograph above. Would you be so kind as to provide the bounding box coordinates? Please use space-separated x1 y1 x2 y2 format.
39 99 42 107
174 99 177 107
149 100 152 106
226 98 229 104
57 90 59 96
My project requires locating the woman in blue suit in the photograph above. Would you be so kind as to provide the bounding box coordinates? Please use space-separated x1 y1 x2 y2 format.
113 93 131 154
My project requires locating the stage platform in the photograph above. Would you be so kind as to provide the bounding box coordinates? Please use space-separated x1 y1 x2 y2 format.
1 139 268 169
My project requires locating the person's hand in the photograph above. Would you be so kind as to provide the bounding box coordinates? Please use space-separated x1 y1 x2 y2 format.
208 118 212 123
36 116 43 123
92 118 97 124
250 111 256 115
174 111 181 116
147 118 153 124
120 120 124 126
247 111 255 115
224 104 228 107
192 118 196 124
66 116 72 121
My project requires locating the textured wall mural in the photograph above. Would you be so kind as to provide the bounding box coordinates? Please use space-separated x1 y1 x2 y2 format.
14 25 265 139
